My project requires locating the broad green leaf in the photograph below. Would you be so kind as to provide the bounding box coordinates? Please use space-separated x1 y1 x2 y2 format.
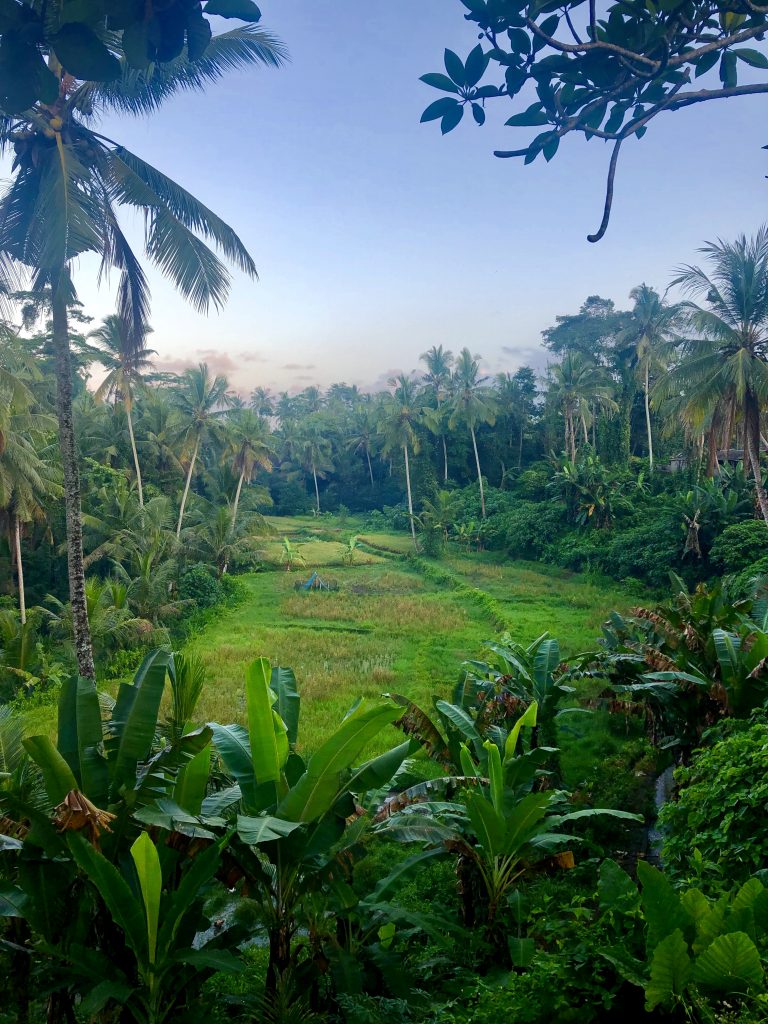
157 838 228 959
68 833 146 959
421 97 460 123
638 860 690 952
236 814 302 844
645 929 691 1010
459 742 479 778
441 105 464 134
419 72 460 94
484 740 503 816
464 44 488 87
209 724 257 812
505 103 548 127
734 48 768 69
693 931 763 993
348 740 415 795
22 736 77 805
0 882 28 918
173 743 211 816
271 666 300 747
110 649 170 795
174 948 244 971
465 791 506 856
502 791 552 855
509 935 535 968
435 701 481 747
245 658 287 787
276 702 401 822
598 858 640 915
443 48 465 86
131 833 162 965
504 701 538 762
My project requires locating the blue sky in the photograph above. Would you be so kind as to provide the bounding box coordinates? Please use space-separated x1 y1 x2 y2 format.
77 0 768 395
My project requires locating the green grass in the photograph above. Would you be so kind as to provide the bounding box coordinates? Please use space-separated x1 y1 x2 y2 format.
186 522 638 758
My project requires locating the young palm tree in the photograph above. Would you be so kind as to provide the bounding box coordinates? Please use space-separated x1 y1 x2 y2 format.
0 25 285 677
657 229 768 521
172 363 232 536
448 349 498 519
225 408 275 528
379 375 423 544
618 284 677 472
291 418 333 514
547 352 617 462
90 314 156 505
420 345 454 482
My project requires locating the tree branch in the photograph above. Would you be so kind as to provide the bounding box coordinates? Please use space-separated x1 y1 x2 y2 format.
587 138 623 243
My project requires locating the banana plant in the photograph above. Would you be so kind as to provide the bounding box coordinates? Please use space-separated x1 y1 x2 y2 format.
379 702 640 956
204 658 411 996
458 631 582 778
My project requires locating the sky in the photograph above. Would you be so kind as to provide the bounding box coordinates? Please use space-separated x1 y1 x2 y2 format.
72 0 768 396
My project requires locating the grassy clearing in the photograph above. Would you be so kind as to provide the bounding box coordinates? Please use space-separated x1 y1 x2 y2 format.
187 523 637 762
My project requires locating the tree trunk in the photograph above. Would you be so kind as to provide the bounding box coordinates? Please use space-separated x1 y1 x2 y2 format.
13 516 25 625
51 273 95 679
746 393 768 524
470 425 486 519
366 448 374 486
644 364 654 473
312 462 320 512
125 398 144 506
518 420 524 469
231 468 245 528
442 434 449 482
581 413 589 445
176 435 200 537
404 444 416 544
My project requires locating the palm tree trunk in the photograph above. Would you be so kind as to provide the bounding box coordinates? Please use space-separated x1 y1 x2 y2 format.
518 420 524 469
470 426 486 519
51 273 95 679
403 444 416 544
13 516 25 626
366 449 374 487
312 462 320 513
176 435 200 537
442 434 449 482
746 394 768 524
581 413 588 445
644 364 654 473
125 399 144 506
231 468 245 527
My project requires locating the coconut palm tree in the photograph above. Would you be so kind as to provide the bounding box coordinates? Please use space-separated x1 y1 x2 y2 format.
0 387 61 624
347 401 378 486
448 349 498 519
0 24 285 678
225 408 275 528
378 375 423 544
90 314 156 505
288 417 334 514
420 345 454 482
618 284 678 472
547 352 617 462
172 363 232 536
657 229 768 521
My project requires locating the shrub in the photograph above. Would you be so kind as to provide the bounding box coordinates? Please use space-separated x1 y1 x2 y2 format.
178 564 223 609
486 501 566 560
602 519 684 590
710 519 768 575
659 721 768 883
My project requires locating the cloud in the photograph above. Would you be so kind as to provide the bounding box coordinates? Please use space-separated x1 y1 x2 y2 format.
152 347 271 377
282 362 317 371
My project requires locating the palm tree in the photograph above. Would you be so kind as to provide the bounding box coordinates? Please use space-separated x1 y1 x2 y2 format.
290 418 333 514
172 363 232 536
225 408 275 528
379 375 423 544
0 25 285 678
618 284 677 473
250 386 275 418
654 230 768 520
547 352 617 462
420 345 454 482
448 349 498 519
0 386 61 624
90 314 156 505
347 402 378 486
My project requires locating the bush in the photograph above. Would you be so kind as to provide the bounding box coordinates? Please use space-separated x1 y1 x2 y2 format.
659 721 768 883
710 519 768 574
178 564 223 609
600 518 683 590
484 501 566 560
